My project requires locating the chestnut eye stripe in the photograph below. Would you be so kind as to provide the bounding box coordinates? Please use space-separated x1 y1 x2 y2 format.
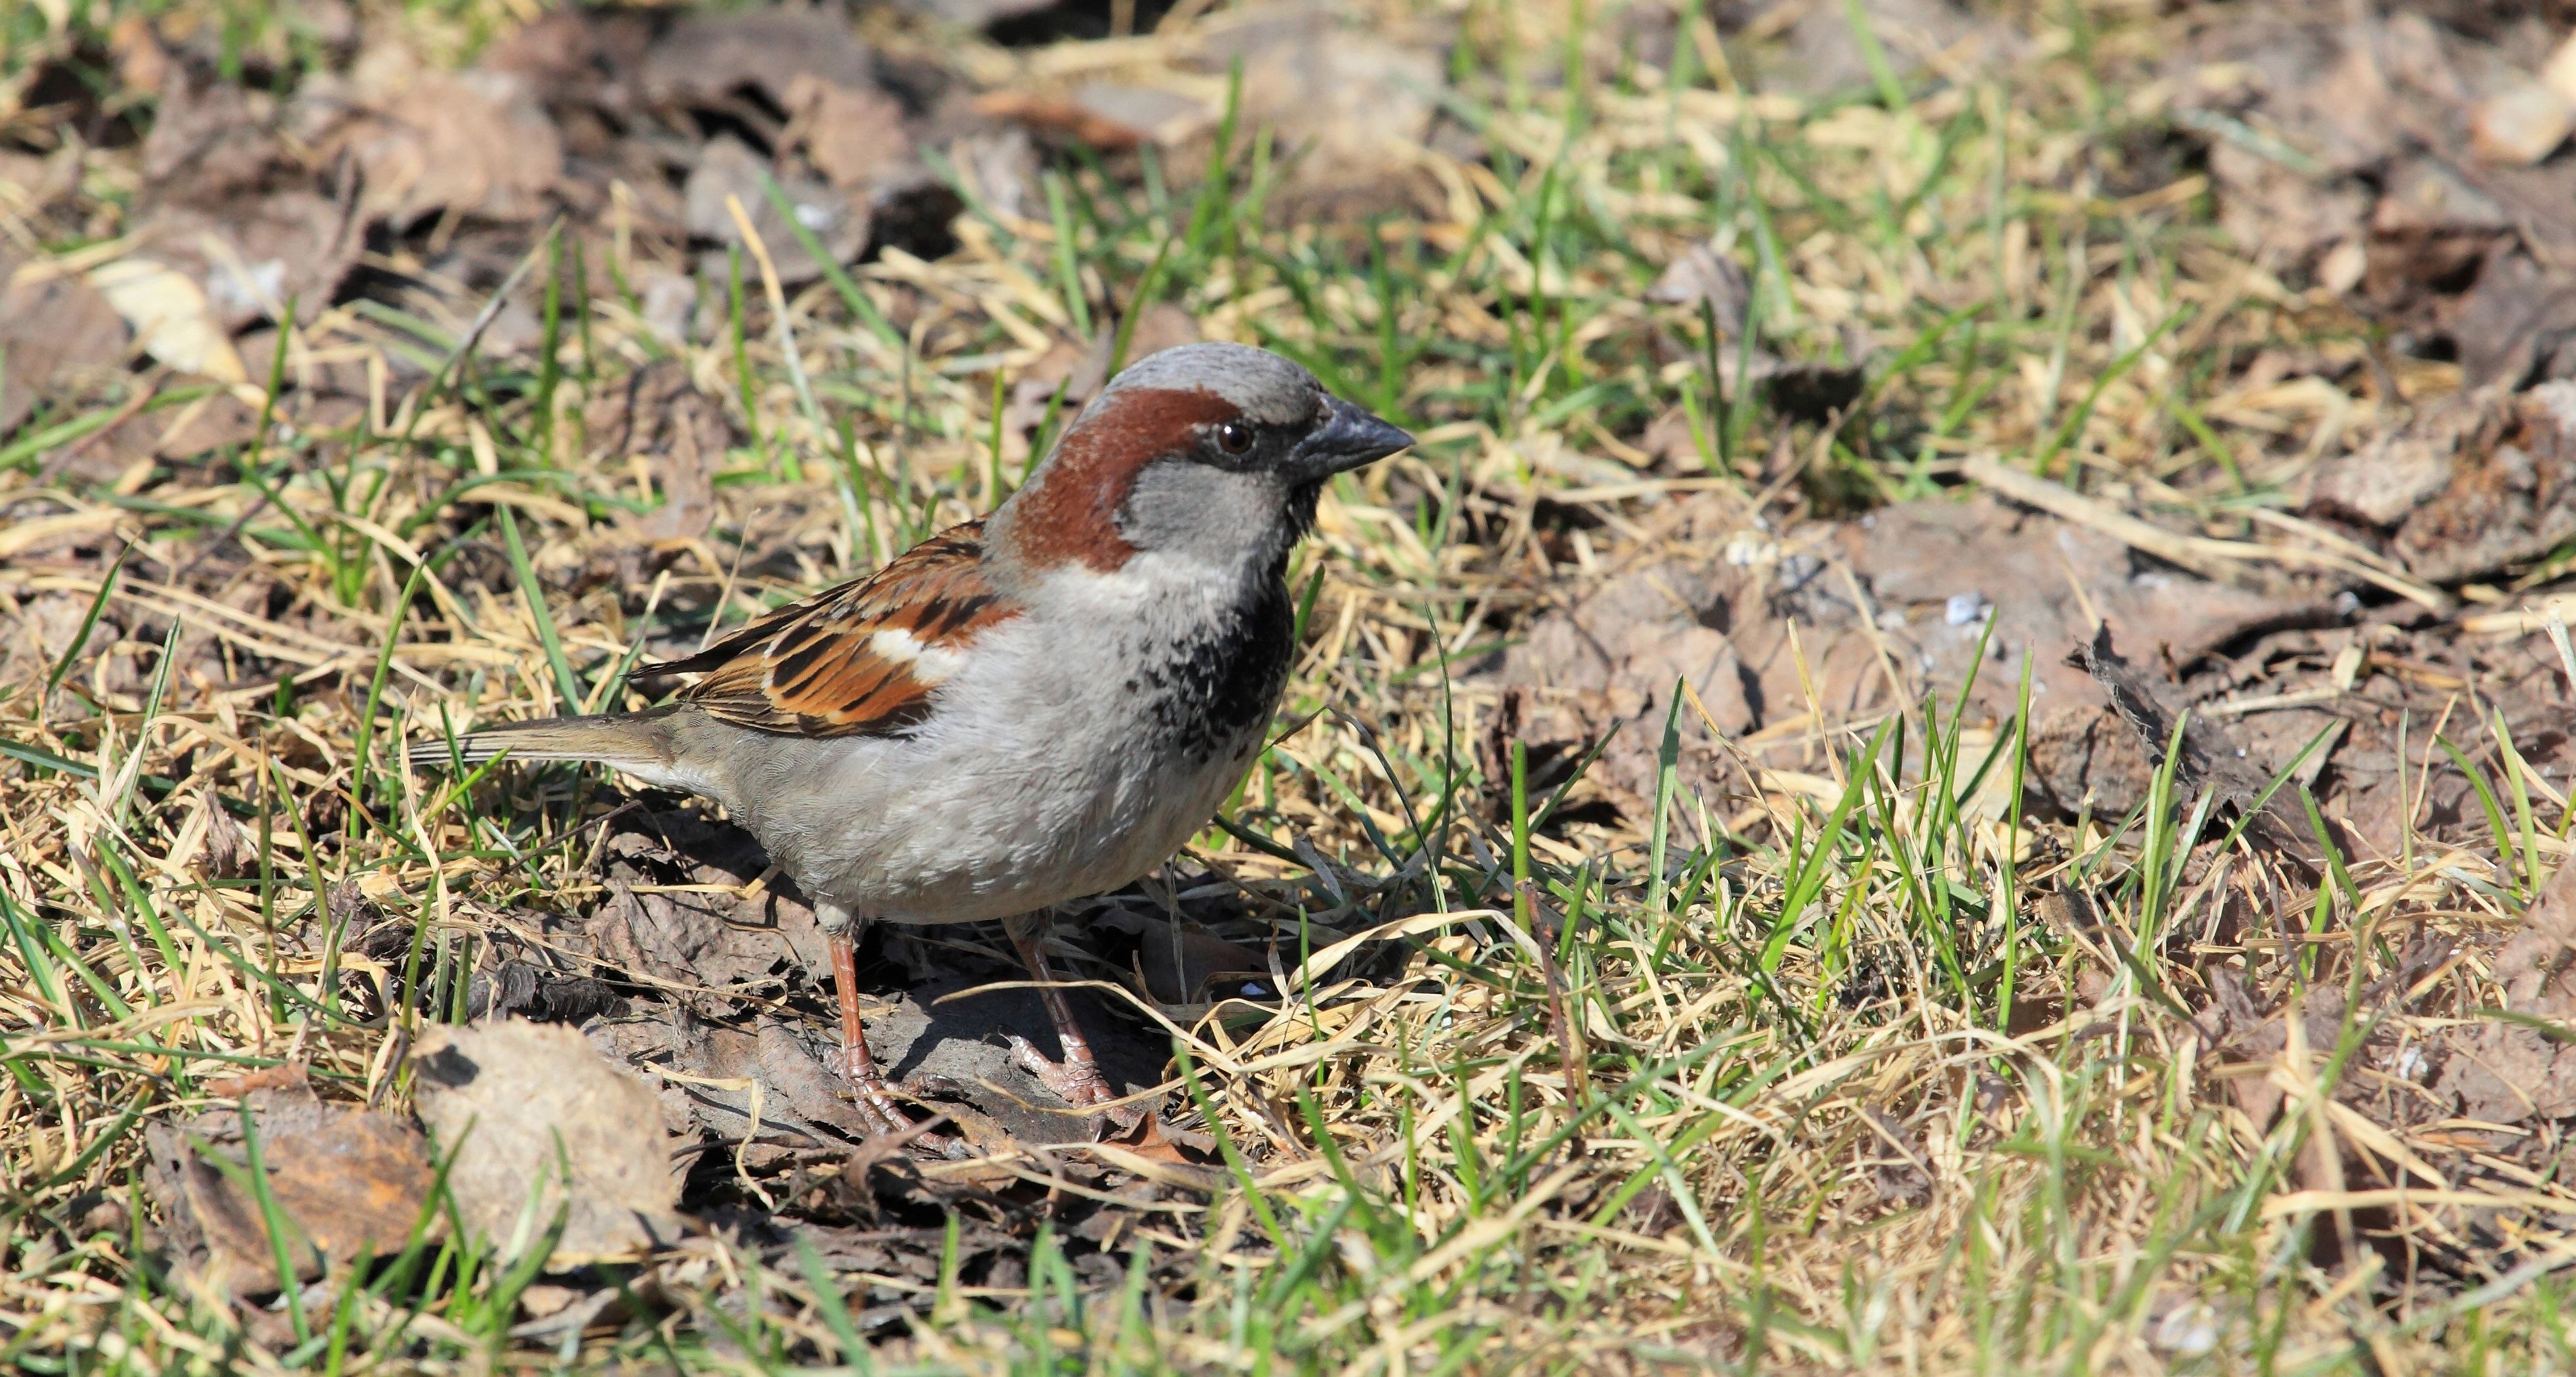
639 520 1017 738
1001 385 1245 570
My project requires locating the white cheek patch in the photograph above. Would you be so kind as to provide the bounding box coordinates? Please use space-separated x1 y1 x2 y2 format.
871 627 967 683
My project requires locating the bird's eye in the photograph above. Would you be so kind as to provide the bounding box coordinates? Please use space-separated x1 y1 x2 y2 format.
1214 420 1254 455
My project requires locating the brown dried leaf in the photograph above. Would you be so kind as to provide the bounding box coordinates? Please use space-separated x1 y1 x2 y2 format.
881 0 1057 23
108 14 174 99
2393 382 2576 583
2307 391 2489 528
975 85 1213 153
2429 862 2576 1135
1097 1112 1199 1167
336 69 564 226
142 1079 434 1299
586 359 731 542
683 137 866 285
2067 625 2320 871
1770 0 2025 99
195 788 253 880
2448 251 2576 392
0 148 81 217
2471 81 2575 166
589 880 812 1003
137 192 364 333
1189 7 1444 223
640 9 875 112
139 75 285 200
86 258 245 384
0 269 129 438
85 388 264 468
1090 910 1264 1005
411 1019 689 1263
786 75 915 191
1645 238 1750 337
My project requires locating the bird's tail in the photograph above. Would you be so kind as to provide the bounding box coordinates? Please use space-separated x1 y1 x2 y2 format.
405 705 682 776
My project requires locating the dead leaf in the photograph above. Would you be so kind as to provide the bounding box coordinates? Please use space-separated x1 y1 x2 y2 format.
2472 81 2574 166
586 358 732 542
640 9 876 113
93 388 264 463
86 258 246 384
1189 6 1444 222
335 68 564 226
881 0 1058 24
2028 704 2159 820
2176 10 2519 282
1488 541 1760 805
976 85 1214 153
411 1019 689 1264
139 74 286 201
1646 238 1751 337
0 268 130 437
1845 495 2322 700
516 1282 580 1321
2307 391 2489 527
465 960 621 1024
108 14 173 99
2195 975 2366 1131
683 137 867 285
2367 156 2514 311
2428 859 2576 1124
1768 0 2025 99
0 147 81 217
2068 625 2320 872
589 880 787 1006
587 804 829 999
142 1079 435 1299
139 192 363 333
1093 1112 1203 1167
786 74 915 191
947 127 1040 223
196 789 252 880
590 1017 844 1155
2393 382 2576 583
756 1020 885 1141
2448 250 2576 392
1090 909 1264 1005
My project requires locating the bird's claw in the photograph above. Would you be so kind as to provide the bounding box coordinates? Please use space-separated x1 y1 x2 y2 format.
837 1047 965 1154
1006 1033 1144 1132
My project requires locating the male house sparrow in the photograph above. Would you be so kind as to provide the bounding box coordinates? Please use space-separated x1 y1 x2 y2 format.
409 343 1412 1135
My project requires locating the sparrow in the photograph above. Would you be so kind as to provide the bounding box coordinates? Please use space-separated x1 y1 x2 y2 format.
408 342 1412 1137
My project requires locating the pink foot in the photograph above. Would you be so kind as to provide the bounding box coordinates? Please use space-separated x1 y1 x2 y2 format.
1006 1034 1143 1131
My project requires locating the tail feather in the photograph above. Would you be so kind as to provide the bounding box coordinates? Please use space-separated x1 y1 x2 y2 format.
406 706 681 774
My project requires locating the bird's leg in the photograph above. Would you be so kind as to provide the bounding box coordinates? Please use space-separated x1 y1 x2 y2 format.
1000 911 1122 1114
810 910 967 1155
825 928 917 1139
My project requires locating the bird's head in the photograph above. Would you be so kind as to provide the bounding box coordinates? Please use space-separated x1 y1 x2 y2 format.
992 341 1414 574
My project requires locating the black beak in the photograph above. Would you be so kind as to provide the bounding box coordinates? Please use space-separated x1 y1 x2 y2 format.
1290 395 1414 480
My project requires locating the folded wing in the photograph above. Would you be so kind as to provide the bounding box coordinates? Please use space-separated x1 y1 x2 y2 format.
641 520 1015 737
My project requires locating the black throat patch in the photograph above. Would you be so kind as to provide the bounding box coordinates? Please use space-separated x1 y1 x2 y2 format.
1132 568 1295 765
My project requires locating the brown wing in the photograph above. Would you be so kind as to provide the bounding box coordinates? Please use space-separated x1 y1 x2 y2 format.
640 520 1015 737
